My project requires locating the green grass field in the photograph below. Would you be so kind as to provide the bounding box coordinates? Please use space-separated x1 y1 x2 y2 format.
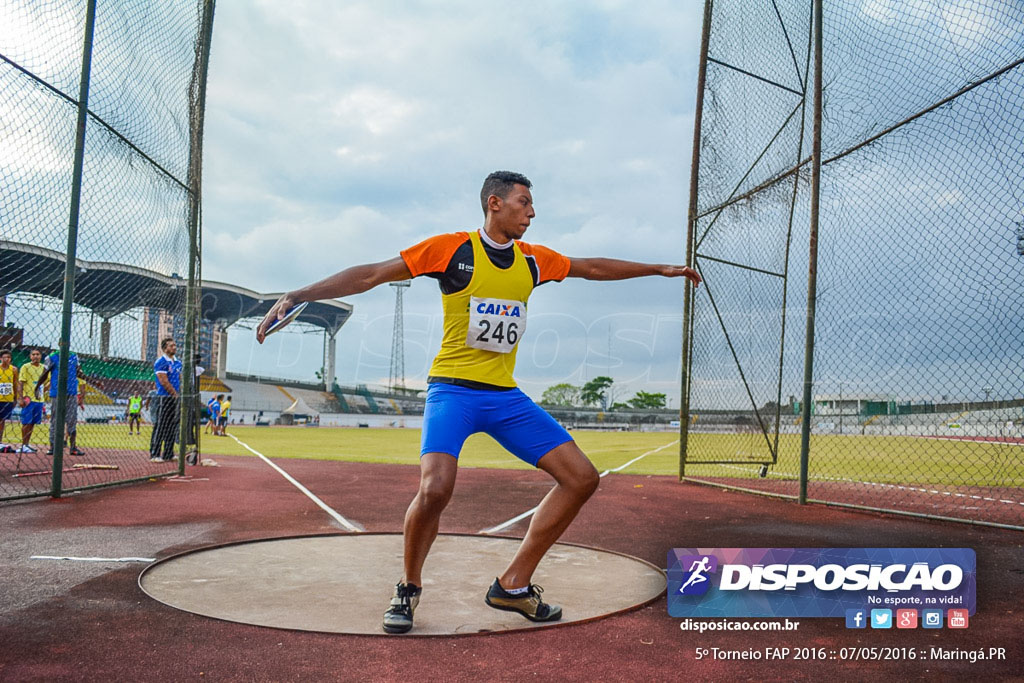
12 422 1021 489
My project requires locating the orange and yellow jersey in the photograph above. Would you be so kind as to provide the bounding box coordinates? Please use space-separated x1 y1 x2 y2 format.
0 364 15 402
400 230 571 389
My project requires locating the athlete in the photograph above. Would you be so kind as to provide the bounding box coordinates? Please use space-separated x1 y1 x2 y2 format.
18 348 46 453
36 347 85 456
206 394 222 435
0 350 19 446
150 337 182 462
256 171 701 634
219 395 232 436
126 393 144 435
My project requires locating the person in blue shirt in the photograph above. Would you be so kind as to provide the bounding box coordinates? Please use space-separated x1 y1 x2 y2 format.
206 394 222 436
150 337 182 462
35 347 85 456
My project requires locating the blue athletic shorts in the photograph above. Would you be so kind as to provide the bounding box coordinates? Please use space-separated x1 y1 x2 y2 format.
421 384 573 467
0 401 12 420
20 401 43 425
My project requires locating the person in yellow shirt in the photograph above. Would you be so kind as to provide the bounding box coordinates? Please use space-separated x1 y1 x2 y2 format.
126 394 144 436
256 171 702 634
0 349 19 445
18 348 46 453
218 395 232 436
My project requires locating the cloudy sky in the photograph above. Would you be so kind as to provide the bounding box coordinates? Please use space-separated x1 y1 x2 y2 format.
201 1 705 402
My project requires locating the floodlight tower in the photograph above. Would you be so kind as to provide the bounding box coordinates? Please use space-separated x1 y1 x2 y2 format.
389 281 411 391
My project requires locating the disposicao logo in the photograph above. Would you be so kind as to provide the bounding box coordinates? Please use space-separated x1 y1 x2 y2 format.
676 555 718 596
667 548 975 619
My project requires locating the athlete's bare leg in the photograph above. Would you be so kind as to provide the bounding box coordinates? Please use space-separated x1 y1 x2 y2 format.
402 452 458 587
498 440 599 589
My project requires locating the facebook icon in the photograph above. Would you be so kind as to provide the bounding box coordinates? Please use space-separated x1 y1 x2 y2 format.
846 609 867 629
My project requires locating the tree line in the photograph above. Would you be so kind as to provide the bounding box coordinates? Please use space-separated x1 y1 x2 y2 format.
540 376 667 411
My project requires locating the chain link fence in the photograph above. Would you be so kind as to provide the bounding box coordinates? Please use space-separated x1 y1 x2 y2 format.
1 0 214 500
681 0 1023 529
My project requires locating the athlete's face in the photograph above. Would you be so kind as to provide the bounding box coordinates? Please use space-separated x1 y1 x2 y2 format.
492 184 535 240
30 350 41 364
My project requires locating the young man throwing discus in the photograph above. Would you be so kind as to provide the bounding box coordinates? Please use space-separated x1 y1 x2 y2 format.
256 171 701 634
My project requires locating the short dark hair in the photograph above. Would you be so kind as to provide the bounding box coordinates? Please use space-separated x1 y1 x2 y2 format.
160 337 174 351
480 171 531 216
0 349 10 358
216 394 224 400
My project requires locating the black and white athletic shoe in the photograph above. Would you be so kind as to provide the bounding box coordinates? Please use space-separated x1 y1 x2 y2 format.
484 578 562 622
382 581 421 634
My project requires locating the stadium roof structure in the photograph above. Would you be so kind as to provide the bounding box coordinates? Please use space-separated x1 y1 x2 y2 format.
0 240 352 333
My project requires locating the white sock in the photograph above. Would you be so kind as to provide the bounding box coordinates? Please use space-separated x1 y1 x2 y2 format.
506 585 529 596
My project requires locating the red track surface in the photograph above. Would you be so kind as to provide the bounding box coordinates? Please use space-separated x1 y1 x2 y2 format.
1 455 1022 681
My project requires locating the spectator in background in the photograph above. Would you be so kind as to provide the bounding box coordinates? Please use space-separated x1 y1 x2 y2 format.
0 349 19 446
187 352 205 457
18 348 45 453
36 346 84 456
126 392 143 435
150 337 182 462
219 395 232 436
206 394 222 435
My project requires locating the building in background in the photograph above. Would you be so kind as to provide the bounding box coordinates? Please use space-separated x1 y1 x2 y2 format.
141 307 221 373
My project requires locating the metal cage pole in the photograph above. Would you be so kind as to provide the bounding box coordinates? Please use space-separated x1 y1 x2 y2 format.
798 0 824 504
51 0 97 498
178 0 217 475
680 0 714 479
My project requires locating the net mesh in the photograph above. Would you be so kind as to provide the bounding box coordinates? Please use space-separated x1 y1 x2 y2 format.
1 0 207 499
683 0 1024 528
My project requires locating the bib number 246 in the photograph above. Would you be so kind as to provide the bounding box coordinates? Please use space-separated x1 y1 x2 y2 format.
466 297 527 354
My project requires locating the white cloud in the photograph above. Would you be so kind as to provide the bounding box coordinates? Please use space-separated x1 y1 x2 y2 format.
200 1 705 395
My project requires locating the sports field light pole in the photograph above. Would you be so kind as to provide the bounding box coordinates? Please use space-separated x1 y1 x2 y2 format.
679 0 713 480
798 0 824 505
178 0 217 475
51 0 97 498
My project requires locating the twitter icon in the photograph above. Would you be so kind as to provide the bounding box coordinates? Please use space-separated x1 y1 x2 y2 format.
870 609 892 629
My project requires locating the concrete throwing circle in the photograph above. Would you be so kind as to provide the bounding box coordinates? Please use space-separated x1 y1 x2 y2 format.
139 533 665 636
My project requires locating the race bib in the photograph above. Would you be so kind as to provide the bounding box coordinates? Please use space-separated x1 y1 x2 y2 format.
0 382 12 396
466 297 527 354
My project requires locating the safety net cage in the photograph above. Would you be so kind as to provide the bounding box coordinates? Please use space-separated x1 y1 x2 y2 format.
1 0 215 499
681 0 1024 529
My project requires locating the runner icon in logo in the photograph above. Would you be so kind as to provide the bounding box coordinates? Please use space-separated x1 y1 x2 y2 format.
679 556 713 594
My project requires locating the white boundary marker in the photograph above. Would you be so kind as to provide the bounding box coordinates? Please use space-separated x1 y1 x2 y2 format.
479 439 679 535
31 556 155 563
228 433 363 532
716 463 1024 507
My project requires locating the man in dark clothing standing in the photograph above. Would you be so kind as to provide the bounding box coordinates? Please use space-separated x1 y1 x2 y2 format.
150 337 182 462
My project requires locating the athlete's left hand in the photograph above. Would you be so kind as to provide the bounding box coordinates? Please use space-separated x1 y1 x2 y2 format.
659 265 702 287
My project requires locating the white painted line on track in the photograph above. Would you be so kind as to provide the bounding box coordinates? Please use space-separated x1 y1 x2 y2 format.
31 556 155 563
715 463 1024 507
479 439 680 535
228 433 363 532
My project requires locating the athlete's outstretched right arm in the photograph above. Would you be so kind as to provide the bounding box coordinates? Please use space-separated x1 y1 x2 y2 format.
256 257 412 343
